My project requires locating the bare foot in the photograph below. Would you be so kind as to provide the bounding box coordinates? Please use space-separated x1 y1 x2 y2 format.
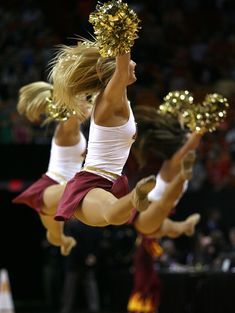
46 231 77 256
181 150 196 180
132 175 156 212
185 213 201 236
60 236 77 256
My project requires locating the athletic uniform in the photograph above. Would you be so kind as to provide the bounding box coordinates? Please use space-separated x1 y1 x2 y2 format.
12 131 86 213
55 104 137 221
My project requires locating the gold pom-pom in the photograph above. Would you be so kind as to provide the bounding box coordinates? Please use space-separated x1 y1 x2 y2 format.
191 93 229 133
158 91 229 134
158 90 194 127
202 93 229 118
45 97 76 122
184 103 207 134
159 90 194 114
89 0 141 57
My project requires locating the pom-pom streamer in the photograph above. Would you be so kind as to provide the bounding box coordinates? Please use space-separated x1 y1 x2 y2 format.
89 0 141 57
158 91 229 133
45 97 76 122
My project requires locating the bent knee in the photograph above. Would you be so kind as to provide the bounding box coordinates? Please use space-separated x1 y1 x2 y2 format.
40 206 56 216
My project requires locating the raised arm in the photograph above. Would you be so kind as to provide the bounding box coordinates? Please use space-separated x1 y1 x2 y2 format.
54 116 81 146
104 53 130 101
94 53 131 125
160 132 202 182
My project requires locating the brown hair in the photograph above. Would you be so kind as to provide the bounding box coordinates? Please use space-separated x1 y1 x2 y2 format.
133 106 187 161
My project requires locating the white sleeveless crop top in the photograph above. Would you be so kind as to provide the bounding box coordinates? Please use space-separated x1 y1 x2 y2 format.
84 103 137 177
46 131 87 184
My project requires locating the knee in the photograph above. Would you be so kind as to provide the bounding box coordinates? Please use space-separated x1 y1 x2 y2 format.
40 206 56 216
103 209 127 226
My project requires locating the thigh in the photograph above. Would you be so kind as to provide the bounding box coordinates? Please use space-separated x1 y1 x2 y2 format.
74 188 117 227
43 184 66 214
133 200 164 235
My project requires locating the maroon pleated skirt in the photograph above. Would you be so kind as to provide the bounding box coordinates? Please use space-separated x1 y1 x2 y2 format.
12 174 57 213
55 171 129 221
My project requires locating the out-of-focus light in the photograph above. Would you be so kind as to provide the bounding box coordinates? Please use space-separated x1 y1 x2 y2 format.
8 179 23 192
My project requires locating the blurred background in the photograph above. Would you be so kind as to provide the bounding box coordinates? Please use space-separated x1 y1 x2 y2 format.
1 0 235 312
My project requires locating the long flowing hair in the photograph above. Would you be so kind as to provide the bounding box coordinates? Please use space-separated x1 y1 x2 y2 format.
17 81 53 122
49 38 116 112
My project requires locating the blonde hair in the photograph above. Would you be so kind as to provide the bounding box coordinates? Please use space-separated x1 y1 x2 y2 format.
49 38 116 111
17 81 53 122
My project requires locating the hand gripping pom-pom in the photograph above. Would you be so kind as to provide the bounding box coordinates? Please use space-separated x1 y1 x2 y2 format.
158 91 229 134
196 93 229 133
158 90 194 115
46 97 76 122
158 90 194 129
184 93 229 134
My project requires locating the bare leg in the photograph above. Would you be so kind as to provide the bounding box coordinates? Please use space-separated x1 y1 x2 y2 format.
153 214 201 238
40 184 76 256
134 151 195 235
43 184 66 211
74 188 134 226
40 214 76 256
74 176 156 227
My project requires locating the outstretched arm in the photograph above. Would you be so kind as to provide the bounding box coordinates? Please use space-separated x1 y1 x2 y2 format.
104 53 130 102
160 132 201 182
95 53 131 125
148 132 200 202
54 116 81 146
